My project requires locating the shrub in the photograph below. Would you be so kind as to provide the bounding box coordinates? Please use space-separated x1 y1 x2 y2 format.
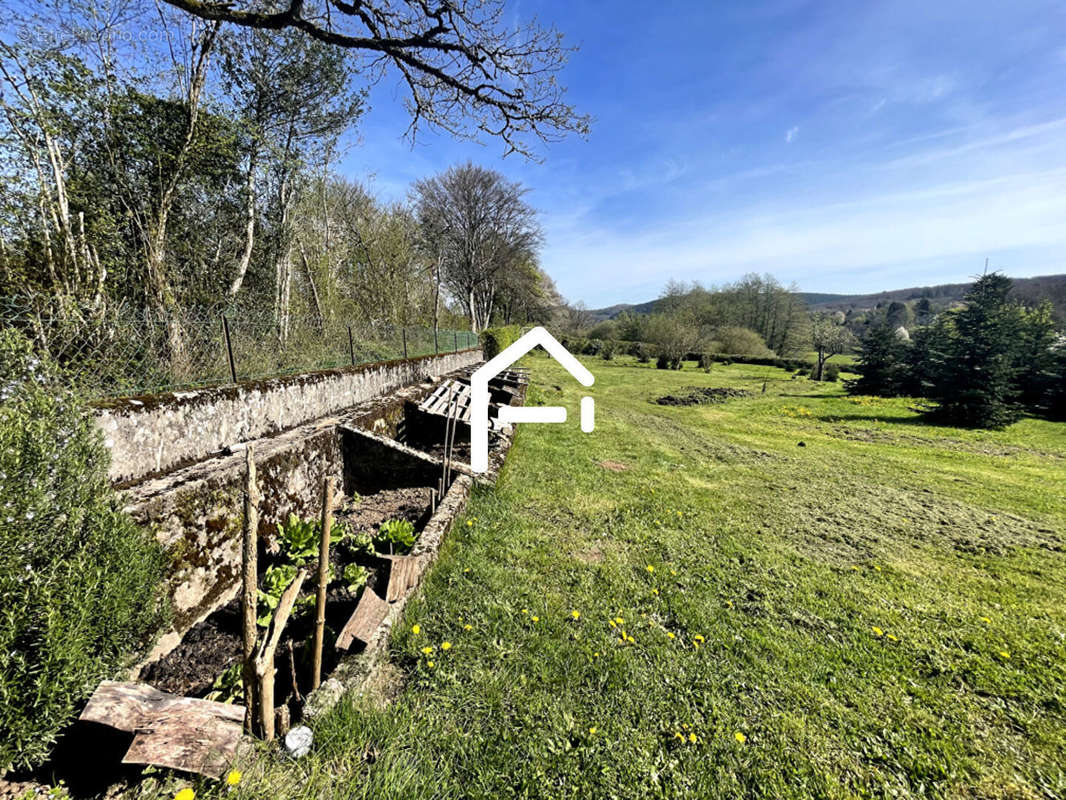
823 362 840 382
481 325 521 360
697 353 714 370
710 326 775 358
633 342 652 363
0 329 165 772
600 340 617 360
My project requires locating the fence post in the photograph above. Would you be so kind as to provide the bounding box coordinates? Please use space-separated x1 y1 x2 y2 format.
222 316 237 383
434 328 439 355
454 331 458 352
402 328 408 359
348 326 355 367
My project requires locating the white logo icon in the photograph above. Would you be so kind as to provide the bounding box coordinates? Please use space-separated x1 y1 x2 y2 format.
471 326 594 473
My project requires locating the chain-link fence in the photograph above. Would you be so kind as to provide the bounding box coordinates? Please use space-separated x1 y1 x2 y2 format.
0 296 479 401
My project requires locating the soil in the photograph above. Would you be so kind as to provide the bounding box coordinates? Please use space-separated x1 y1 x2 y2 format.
655 387 753 406
339 486 433 539
598 460 629 472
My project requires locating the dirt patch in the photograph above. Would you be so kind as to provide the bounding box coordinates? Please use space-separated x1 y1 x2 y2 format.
573 544 605 564
340 487 433 536
655 387 753 406
598 460 629 472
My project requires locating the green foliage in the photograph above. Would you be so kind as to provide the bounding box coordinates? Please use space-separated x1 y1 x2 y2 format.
343 563 369 594
0 329 165 772
697 353 714 370
926 273 1026 427
374 519 416 554
204 662 243 704
847 323 909 396
278 513 320 564
258 564 299 626
709 326 775 358
599 339 617 360
481 326 521 360
337 520 374 556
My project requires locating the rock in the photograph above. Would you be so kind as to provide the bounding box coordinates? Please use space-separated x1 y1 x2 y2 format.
284 725 313 759
797 441 806 447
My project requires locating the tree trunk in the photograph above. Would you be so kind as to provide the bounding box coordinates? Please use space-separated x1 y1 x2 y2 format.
229 148 258 297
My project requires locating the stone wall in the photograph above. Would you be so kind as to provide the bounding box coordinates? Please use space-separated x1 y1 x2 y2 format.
95 348 481 485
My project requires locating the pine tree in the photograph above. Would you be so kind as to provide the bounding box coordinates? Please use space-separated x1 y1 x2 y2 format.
927 273 1023 427
847 323 908 396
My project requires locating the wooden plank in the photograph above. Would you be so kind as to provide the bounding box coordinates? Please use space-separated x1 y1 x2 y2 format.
123 707 243 778
335 588 389 651
81 681 244 732
384 556 422 602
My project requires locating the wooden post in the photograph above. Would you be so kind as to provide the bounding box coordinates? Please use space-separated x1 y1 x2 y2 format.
256 569 306 741
402 328 408 359
240 447 259 734
453 331 458 352
434 328 439 355
311 477 334 691
348 326 356 366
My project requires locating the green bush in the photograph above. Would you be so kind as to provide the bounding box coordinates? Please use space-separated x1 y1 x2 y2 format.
0 329 165 772
481 326 521 360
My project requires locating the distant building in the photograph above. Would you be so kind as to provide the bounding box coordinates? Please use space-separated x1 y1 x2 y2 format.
894 326 910 341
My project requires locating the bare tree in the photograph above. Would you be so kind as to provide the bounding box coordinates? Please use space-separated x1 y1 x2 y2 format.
810 313 854 380
414 163 540 332
157 0 588 157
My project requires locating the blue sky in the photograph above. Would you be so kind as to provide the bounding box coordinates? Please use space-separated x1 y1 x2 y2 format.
340 0 1066 307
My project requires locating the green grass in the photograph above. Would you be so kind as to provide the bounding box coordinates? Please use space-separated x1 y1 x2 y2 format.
173 356 1065 800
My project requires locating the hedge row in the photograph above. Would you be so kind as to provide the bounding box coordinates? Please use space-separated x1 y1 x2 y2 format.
481 325 522 360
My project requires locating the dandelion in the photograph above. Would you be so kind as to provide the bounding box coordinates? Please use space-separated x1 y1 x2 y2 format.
726 600 734 608
463 624 473 631
999 650 1010 659
734 732 747 744
872 627 884 637
667 632 675 640
225 770 242 787
851 566 860 571
412 624 421 635
670 569 677 576
522 608 529 615
174 789 195 800
427 660 435 668
627 635 635 644
608 619 617 628
887 634 898 642
646 565 655 573
441 641 452 651
981 617 992 624
688 733 698 743
874 565 882 572
651 588 659 596
589 727 597 735
693 634 705 644
466 520 473 527
615 617 625 626
677 511 683 517
673 732 685 742
593 651 600 658
421 646 434 655
531 616 539 623
571 610 581 620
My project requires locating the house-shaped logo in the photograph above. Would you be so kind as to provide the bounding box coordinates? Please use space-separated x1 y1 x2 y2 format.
471 326 595 473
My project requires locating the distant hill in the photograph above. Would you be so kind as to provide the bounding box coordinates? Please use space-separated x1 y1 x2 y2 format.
590 274 1066 325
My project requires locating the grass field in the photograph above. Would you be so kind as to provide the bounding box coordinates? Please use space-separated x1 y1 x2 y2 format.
186 355 1064 800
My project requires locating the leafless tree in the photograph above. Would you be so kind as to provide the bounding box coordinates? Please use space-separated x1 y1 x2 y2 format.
414 162 540 332
158 0 589 157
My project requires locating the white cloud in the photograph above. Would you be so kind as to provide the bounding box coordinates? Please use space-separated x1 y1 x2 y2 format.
785 126 799 143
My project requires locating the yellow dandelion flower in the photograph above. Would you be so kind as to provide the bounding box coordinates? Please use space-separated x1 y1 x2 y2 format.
589 726 597 735
688 733 698 743
466 520 473 526
693 634 705 643
981 617 992 624
615 617 625 626
571 610 581 620
693 641 700 650
421 646 434 655
673 732 685 742
174 789 195 800
411 624 421 635
441 641 452 651
521 608 528 614
670 569 677 576
427 660 435 668
463 568 470 573
999 650 1010 659
872 626 884 637
627 635 635 644
874 565 882 572
463 624 473 631
593 651 600 658
851 566 860 571
225 770 242 787
608 619 616 628
531 616 539 623
667 632 675 640
652 589 659 596
726 600 734 608
646 565 655 573
677 511 683 516
887 634 898 642
734 731 746 744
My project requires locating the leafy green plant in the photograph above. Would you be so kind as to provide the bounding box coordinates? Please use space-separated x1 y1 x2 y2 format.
374 519 416 554
204 662 243 704
258 564 298 626
0 329 165 771
336 520 373 556
278 513 319 564
343 563 369 594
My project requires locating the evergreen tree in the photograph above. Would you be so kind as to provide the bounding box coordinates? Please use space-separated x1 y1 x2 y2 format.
847 323 908 396
927 273 1023 427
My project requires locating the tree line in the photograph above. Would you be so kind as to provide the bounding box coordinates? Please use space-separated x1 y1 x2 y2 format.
0 0 574 379
849 273 1065 426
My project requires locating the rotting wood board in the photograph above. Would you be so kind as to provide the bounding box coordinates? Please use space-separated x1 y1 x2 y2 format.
336 589 389 651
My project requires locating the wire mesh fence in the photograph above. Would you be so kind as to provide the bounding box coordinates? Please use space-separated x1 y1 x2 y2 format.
0 296 479 401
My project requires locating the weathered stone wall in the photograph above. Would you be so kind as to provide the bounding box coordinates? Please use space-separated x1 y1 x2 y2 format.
96 348 481 485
